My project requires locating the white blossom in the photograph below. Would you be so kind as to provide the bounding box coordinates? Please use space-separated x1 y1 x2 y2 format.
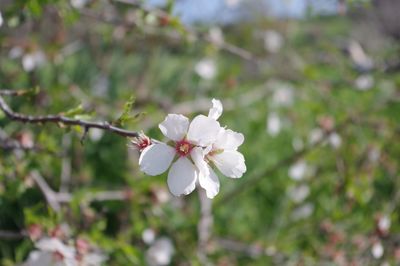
355 74 374 91
272 86 293 107
0 11 3 27
328 132 342 149
287 184 310 203
139 107 221 197
142 228 156 245
146 237 175 266
22 51 46 72
267 112 281 137
139 99 245 199
292 203 314 221
21 237 77 266
263 30 284 53
371 242 384 259
194 59 216 80
289 160 308 181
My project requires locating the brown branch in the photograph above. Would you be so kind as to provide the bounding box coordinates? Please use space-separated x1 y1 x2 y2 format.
0 230 27 240
0 95 139 138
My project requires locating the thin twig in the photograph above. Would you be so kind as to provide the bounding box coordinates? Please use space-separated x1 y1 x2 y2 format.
110 0 256 61
0 95 139 138
0 230 27 240
197 189 213 266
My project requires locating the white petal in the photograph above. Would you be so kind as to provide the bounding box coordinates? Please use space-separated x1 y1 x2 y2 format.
139 143 175 176
187 115 220 146
212 150 246 178
214 128 244 150
159 114 189 141
199 166 220 199
167 157 197 196
208 99 223 120
190 147 209 177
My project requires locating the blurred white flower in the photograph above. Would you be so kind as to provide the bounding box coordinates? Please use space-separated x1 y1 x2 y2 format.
355 74 374 91
194 59 216 80
142 228 156 245
70 0 88 9
146 237 175 266
292 203 314 221
263 30 284 53
288 185 310 203
272 86 293 107
371 242 384 259
9 46 23 59
267 112 281 137
289 160 308 181
0 11 3 27
22 237 77 266
328 132 342 149
308 128 324 145
209 27 224 46
79 252 107 266
22 51 46 72
378 215 391 232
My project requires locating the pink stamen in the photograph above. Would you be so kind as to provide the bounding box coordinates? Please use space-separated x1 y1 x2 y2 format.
175 139 193 157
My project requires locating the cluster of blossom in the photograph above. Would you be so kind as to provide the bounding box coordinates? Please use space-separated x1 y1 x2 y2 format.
21 224 106 266
132 99 246 199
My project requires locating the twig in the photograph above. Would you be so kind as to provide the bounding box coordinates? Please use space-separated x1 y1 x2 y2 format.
0 230 27 240
30 171 62 212
0 95 139 138
197 189 213 266
110 0 256 61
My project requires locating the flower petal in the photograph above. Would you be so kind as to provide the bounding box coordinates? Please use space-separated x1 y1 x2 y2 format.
190 147 209 177
212 150 246 178
139 143 175 176
167 157 197 196
159 114 189 141
199 166 220 199
187 115 220 146
214 128 244 151
208 99 223 120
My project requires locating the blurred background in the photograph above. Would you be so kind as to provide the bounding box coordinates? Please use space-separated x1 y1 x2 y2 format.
0 0 400 265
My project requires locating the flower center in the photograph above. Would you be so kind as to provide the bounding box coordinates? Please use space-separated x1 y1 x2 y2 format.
175 139 193 157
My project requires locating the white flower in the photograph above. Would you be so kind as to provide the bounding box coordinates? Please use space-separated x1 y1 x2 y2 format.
22 237 77 266
194 59 216 80
267 112 281 137
0 11 3 27
197 99 246 198
371 242 384 259
146 237 175 266
139 112 220 197
291 203 314 221
263 30 284 53
287 184 310 203
142 228 156 245
289 160 307 181
355 74 374 91
22 51 46 72
139 99 246 199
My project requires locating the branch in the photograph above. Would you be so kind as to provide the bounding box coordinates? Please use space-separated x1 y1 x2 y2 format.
197 189 213 266
109 0 256 61
0 230 27 240
0 95 139 138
